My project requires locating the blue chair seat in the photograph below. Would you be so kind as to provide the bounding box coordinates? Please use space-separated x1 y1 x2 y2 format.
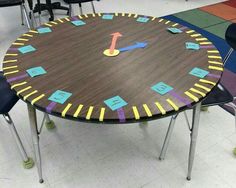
0 72 19 114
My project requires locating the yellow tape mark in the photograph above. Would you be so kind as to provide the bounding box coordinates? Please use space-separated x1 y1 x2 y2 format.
23 90 38 100
65 17 70 21
73 104 84 118
92 13 96 17
199 79 216 86
29 30 38 33
172 23 178 27
3 60 17 63
62 103 72 117
194 83 211 92
191 34 201 37
84 14 88 18
151 17 156 21
3 70 19 75
195 38 207 41
208 61 223 65
12 43 24 46
115 13 118 16
189 88 206 97
143 104 152 117
98 13 102 16
86 106 94 120
31 94 45 105
17 86 32 95
23 34 33 37
132 106 140 120
122 13 125 16
99 107 106 121
51 21 58 25
185 91 199 102
17 38 29 41
134 14 138 18
78 15 83 19
5 53 18 56
155 102 166 115
128 13 132 17
11 81 27 89
158 18 163 22
166 99 179 111
44 23 52 27
208 55 222 59
208 65 223 71
200 42 212 45
165 20 170 24
186 30 195 34
207 50 219 54
58 19 64 23
2 65 18 70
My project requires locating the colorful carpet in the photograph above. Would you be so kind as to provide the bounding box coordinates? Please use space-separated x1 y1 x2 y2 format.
163 0 236 115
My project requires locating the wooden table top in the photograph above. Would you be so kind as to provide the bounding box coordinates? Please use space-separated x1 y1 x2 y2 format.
2 13 223 123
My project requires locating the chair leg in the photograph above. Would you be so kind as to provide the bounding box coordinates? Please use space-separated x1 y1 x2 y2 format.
159 113 178 160
91 1 96 13
69 4 72 17
44 113 55 130
21 4 31 29
79 3 83 15
20 5 24 25
2 113 34 169
27 104 44 183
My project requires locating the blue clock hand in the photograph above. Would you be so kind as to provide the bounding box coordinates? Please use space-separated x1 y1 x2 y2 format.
118 42 148 52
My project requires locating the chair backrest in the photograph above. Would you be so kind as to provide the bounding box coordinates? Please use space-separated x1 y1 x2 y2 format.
225 23 236 51
0 0 23 7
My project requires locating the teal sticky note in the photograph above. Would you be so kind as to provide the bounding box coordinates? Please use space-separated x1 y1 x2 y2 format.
102 14 114 20
71 20 86 26
37 27 52 33
48 90 72 104
104 96 128 111
151 82 173 95
26 66 47 77
186 42 200 50
167 27 182 34
189 67 209 78
137 17 149 23
18 45 36 54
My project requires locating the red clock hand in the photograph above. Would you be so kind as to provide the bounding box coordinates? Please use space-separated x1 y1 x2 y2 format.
109 32 122 54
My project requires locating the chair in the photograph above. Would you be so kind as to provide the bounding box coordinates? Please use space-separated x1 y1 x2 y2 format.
63 0 98 16
0 71 34 169
159 23 236 179
0 0 32 28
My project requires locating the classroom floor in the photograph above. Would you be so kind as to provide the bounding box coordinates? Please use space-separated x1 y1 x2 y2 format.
1 0 236 188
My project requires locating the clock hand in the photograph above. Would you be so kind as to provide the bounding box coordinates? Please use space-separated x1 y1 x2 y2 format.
109 32 122 54
119 42 148 52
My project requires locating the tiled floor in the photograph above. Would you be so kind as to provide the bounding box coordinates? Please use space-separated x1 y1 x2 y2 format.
1 0 236 188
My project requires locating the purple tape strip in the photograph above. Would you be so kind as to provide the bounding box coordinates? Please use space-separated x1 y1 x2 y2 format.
200 45 215 49
179 26 187 30
207 73 221 78
8 48 18 51
7 73 28 83
46 102 57 113
117 108 126 123
72 16 79 21
169 90 192 108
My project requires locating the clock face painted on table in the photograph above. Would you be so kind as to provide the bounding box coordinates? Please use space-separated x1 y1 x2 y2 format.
2 13 223 123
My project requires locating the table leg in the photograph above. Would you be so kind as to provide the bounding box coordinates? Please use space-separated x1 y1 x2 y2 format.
27 104 44 183
187 102 201 180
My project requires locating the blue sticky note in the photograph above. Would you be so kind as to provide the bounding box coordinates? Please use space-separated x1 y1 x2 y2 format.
104 96 128 111
26 66 47 77
137 17 149 23
151 82 173 95
48 90 72 104
102 14 114 20
167 27 183 34
18 45 36 54
185 42 200 50
189 67 209 78
37 27 52 34
71 20 86 26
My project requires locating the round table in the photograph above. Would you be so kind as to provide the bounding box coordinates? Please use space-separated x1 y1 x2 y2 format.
2 13 224 182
